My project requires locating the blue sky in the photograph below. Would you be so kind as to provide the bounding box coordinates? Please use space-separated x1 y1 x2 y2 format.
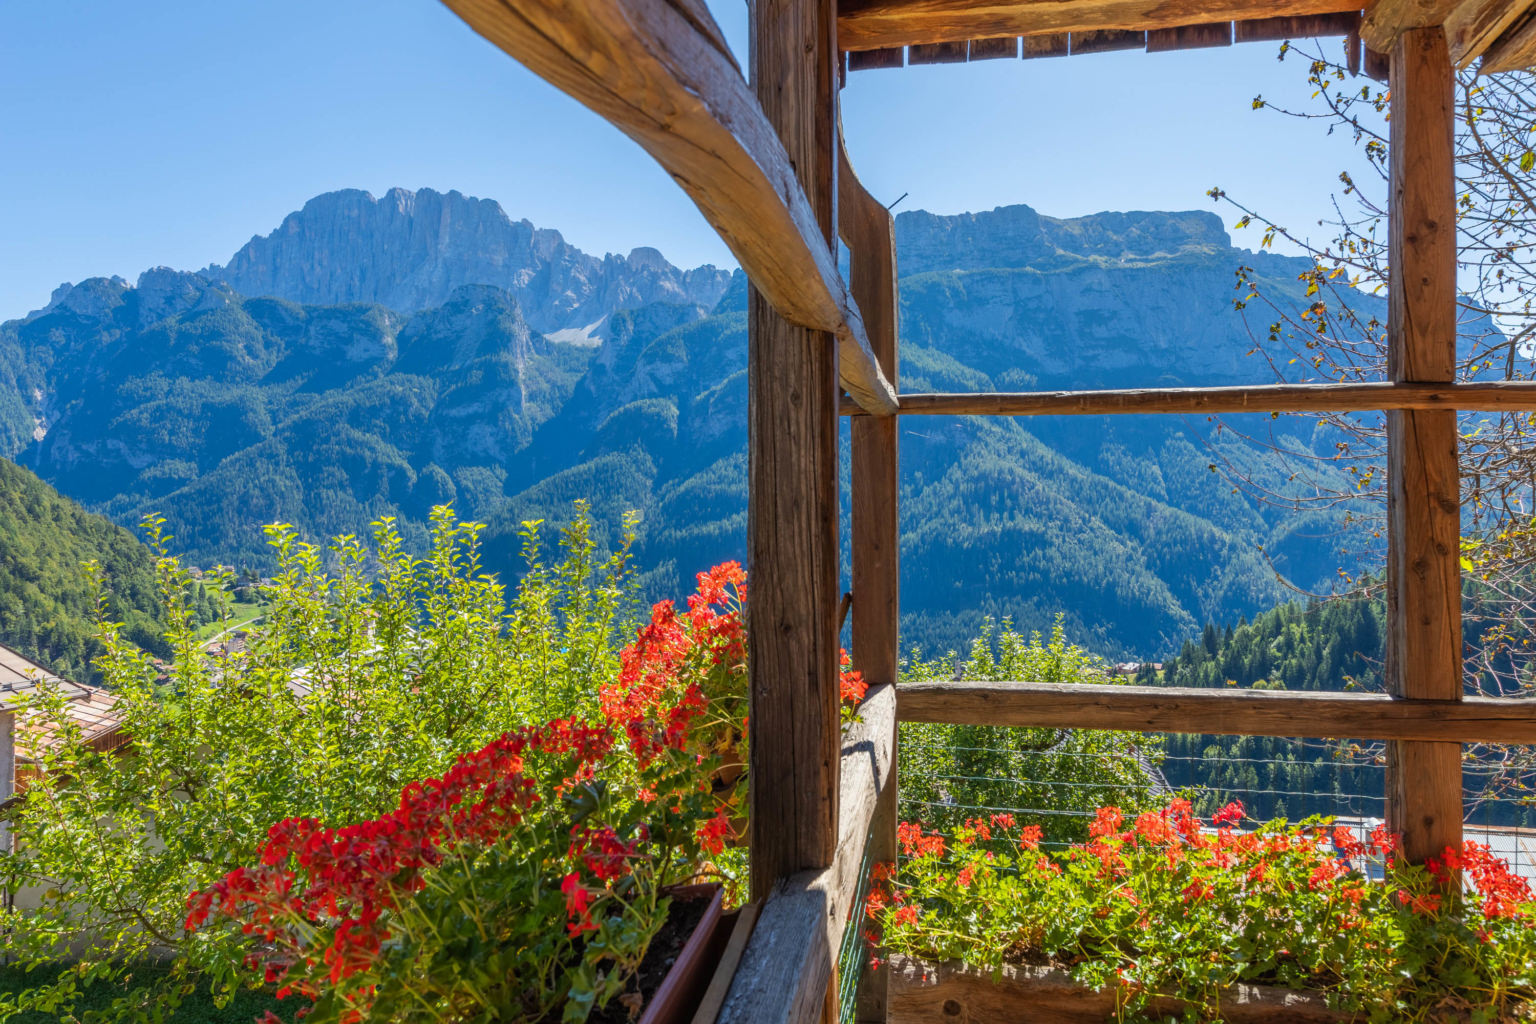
0 0 1371 320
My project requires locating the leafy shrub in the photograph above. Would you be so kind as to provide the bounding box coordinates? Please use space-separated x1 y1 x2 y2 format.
0 504 637 1023
899 618 1163 843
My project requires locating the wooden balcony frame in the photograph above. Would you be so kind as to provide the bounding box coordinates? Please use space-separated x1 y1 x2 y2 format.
437 2 1536 1021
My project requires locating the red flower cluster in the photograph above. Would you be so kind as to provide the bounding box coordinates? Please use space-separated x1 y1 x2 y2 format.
897 821 945 858
1433 840 1535 919
186 719 616 991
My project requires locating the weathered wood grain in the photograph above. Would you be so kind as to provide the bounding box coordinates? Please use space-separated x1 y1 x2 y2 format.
690 904 762 1024
1481 4 1536 67
838 381 1536 417
841 141 900 698
747 0 843 898
848 45 906 68
440 0 896 415
1148 21 1232 49
885 956 1349 1024
1022 31 1071 55
908 39 970 60
1361 0 1461 49
719 686 898 1024
896 680 1536 744
1364 42 1393 76
1386 25 1463 868
1070 28 1146 51
843 137 898 1018
1232 11 1361 41
838 0 1361 51
968 35 1022 57
1443 0 1536 63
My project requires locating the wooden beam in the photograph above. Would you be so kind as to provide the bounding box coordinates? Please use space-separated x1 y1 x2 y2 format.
1232 11 1362 41
1070 28 1145 52
838 0 1363 51
841 137 899 1024
907 39 969 61
1360 0 1459 50
720 686 898 1024
691 904 763 1024
968 35 1022 57
748 0 844 899
838 381 1536 416
1445 0 1536 64
885 955 1347 1024
1022 31 1070 55
840 141 901 699
1386 25 1463 867
1147 21 1232 50
1481 5 1536 68
848 45 906 68
441 0 896 415
896 680 1536 744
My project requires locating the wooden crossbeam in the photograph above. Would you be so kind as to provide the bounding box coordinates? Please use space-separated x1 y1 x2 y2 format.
839 381 1536 416
718 686 898 1024
838 0 1363 51
441 0 897 415
896 681 1536 744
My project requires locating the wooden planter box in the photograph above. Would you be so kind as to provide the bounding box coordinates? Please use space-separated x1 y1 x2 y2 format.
885 954 1350 1024
638 884 733 1024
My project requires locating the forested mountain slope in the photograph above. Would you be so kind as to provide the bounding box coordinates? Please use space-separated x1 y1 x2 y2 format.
0 458 210 681
0 189 1374 657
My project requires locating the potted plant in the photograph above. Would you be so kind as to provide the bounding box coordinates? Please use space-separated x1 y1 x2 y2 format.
867 801 1536 1022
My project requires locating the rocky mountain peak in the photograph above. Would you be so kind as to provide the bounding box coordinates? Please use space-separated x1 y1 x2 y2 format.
894 202 1232 276
201 187 733 333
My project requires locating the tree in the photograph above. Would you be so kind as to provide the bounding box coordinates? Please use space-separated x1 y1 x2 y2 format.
1208 48 1536 697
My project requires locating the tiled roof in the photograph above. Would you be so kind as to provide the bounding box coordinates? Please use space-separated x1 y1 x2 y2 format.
0 642 86 700
15 682 125 765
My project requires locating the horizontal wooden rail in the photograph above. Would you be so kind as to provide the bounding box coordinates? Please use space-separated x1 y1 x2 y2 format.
839 381 1536 417
719 684 897 1024
441 0 897 415
838 0 1362 51
897 680 1536 744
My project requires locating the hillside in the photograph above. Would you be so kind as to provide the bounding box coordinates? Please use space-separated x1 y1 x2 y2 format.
0 458 212 681
0 188 1376 657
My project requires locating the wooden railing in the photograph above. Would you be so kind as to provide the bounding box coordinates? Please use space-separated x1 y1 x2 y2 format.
435 3 1530 1021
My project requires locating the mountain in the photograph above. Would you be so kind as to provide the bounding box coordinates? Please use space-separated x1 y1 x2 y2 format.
202 187 733 335
0 458 212 682
0 191 1373 658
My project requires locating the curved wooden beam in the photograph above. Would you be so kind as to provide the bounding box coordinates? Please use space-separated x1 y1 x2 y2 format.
441 0 897 414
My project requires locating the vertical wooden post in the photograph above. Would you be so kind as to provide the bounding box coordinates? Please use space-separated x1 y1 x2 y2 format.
842 148 900 1024
748 0 842 897
1385 24 1462 867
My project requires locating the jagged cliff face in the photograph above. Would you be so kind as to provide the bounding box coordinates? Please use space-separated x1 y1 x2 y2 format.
202 187 733 334
0 192 1375 657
